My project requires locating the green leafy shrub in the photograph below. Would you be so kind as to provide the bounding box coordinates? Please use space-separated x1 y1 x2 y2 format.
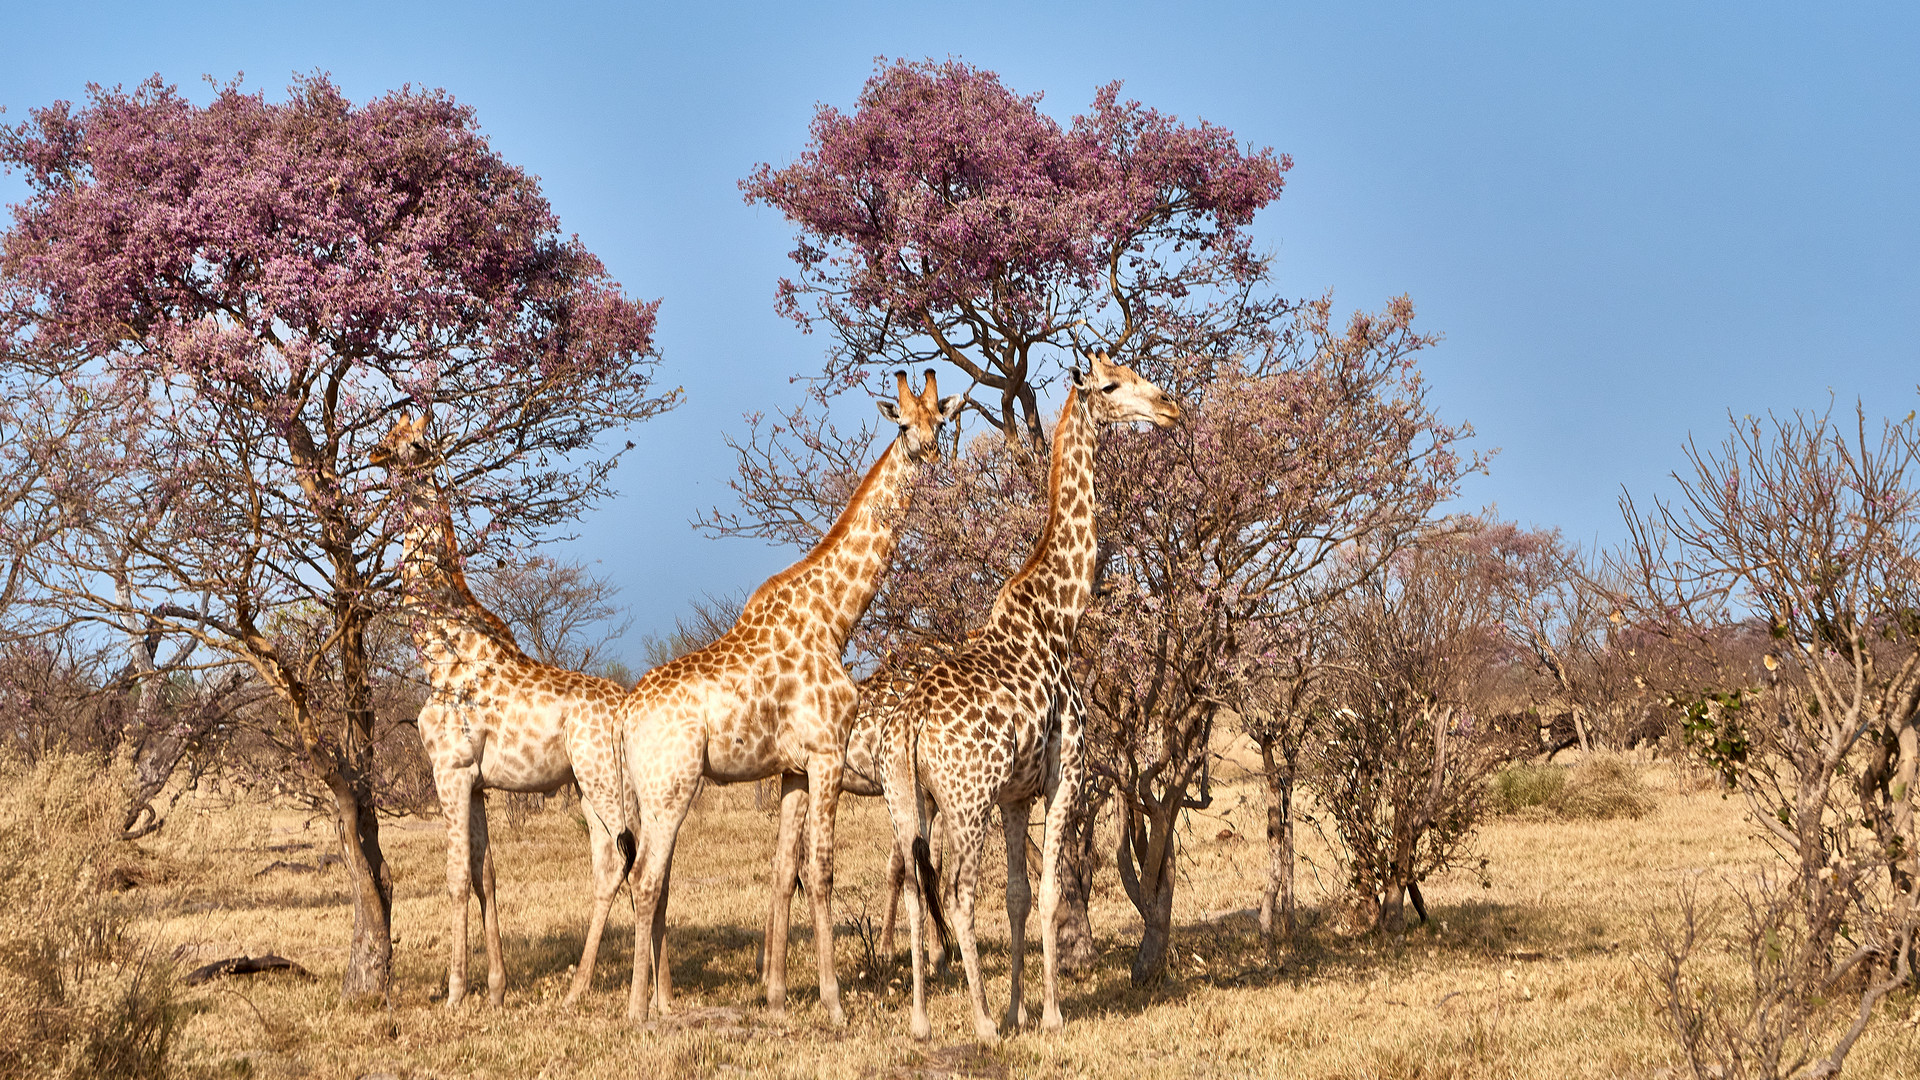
1491 763 1566 814
1491 755 1656 820
0 753 179 1079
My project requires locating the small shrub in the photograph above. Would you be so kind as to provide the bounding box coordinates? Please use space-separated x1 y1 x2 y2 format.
1490 763 1566 814
1490 756 1656 820
1552 754 1656 820
0 752 180 1079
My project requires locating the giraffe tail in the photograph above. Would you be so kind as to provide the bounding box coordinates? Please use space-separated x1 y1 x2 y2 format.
613 714 639 883
912 833 949 957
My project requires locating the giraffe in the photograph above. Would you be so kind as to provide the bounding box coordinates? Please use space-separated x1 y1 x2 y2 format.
618 370 961 1025
758 654 954 979
371 414 634 1010
883 351 1178 1042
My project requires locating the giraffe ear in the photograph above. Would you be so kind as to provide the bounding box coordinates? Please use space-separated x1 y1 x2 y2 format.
1070 367 1088 390
937 394 964 421
876 400 903 424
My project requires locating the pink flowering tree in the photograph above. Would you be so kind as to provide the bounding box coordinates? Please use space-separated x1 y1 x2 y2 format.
720 58 1481 982
736 56 1290 448
0 75 675 1000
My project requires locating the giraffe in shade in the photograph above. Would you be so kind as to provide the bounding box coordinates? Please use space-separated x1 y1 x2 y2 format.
372 414 633 1010
884 351 1179 1042
618 370 961 1024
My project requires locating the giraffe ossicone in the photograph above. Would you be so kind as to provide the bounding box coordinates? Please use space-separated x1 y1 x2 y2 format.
883 350 1179 1042
618 369 960 1026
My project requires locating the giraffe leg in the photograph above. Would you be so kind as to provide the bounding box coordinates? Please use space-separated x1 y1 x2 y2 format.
627 784 695 1025
928 805 953 976
626 824 669 1024
803 755 846 1027
1038 711 1085 1032
470 792 505 1006
763 772 807 1014
564 792 627 1009
439 768 476 1008
947 806 998 1043
881 834 905 959
654 850 675 1015
1001 798 1034 1032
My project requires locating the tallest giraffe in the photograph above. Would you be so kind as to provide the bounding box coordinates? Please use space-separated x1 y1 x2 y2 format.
617 370 961 1024
884 350 1179 1042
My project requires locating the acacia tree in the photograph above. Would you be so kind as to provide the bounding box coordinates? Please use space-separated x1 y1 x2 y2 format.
0 75 674 1000
1619 404 1920 1079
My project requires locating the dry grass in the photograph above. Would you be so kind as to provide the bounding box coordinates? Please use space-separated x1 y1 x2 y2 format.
89 759 1920 1079
0 753 181 1079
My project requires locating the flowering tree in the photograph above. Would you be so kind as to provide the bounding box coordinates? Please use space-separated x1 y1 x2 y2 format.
0 75 675 1000
720 58 1292 971
737 56 1290 448
724 59 1480 981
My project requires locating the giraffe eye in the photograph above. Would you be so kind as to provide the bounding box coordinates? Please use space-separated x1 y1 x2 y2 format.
1101 383 1120 394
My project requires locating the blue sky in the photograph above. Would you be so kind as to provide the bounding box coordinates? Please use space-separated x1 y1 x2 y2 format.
5 2 1916 661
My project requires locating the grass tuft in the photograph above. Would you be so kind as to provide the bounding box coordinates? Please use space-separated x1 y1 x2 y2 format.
1490 762 1566 814
1553 754 1656 820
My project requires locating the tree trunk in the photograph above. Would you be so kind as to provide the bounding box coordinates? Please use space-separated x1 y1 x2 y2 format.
1117 791 1180 986
1258 738 1296 961
331 770 394 1001
1379 880 1407 934
334 614 394 1003
1053 785 1103 975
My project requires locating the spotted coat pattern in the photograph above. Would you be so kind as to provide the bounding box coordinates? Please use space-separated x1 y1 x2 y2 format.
617 372 960 1025
373 415 634 1011
883 353 1179 1042
760 651 955 976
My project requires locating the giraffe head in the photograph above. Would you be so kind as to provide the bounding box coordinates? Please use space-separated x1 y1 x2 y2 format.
1072 351 1180 428
369 413 441 473
876 369 963 463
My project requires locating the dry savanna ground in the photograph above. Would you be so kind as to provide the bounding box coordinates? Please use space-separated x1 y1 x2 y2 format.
110 757 1920 1079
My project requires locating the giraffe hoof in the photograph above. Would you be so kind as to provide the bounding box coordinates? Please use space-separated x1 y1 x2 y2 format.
1041 1009 1064 1033
973 1017 1001 1044
911 1015 932 1042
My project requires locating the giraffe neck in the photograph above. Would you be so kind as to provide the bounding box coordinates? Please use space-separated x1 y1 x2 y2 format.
740 436 918 650
393 470 523 680
993 388 1099 647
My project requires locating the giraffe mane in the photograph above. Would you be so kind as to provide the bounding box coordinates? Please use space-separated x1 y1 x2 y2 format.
429 517 527 653
1006 385 1083 589
739 437 906 613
